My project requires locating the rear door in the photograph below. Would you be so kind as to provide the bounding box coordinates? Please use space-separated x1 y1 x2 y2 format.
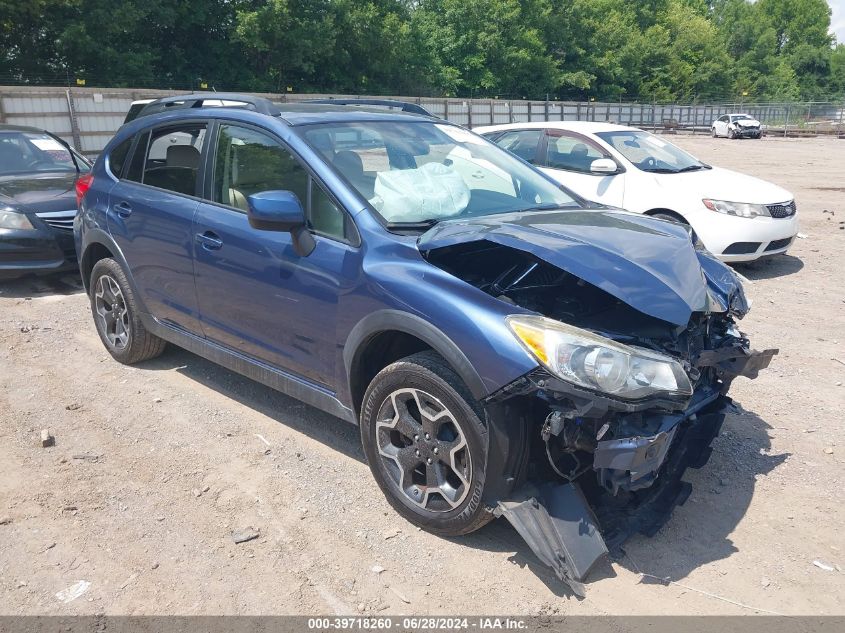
537 129 625 207
192 121 361 387
107 122 207 333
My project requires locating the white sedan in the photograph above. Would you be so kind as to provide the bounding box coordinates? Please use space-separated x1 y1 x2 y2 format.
711 113 762 139
474 121 797 262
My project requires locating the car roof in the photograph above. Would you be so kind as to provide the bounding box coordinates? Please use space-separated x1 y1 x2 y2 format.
472 120 642 135
0 124 50 134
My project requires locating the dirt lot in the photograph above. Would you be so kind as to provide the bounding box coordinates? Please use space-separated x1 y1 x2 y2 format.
1 135 844 616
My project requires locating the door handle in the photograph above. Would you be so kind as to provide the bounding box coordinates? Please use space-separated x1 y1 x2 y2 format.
114 201 132 217
195 231 223 251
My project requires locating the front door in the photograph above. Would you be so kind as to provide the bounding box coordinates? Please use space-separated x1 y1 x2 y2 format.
538 129 625 207
107 122 207 333
192 121 361 387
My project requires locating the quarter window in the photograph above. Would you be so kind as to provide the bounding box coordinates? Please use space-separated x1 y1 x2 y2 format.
108 138 132 178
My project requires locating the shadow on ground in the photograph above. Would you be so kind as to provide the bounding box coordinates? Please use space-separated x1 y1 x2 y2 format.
0 272 84 299
733 254 804 280
138 345 787 597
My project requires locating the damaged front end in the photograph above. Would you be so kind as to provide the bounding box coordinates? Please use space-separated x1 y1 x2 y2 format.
419 210 777 595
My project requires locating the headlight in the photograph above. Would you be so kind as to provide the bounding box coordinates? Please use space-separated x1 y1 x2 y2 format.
703 199 770 218
0 209 34 229
506 315 693 400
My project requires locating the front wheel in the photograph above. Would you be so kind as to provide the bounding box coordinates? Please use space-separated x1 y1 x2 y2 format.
360 351 492 536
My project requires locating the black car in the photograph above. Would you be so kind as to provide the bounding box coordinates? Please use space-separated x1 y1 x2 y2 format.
0 125 91 279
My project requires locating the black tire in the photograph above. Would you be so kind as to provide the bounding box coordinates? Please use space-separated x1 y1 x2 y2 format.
651 211 687 224
89 258 166 364
360 350 492 536
729 128 737 139
711 127 717 138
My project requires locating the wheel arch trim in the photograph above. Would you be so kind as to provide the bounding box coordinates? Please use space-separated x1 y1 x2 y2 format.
343 310 487 409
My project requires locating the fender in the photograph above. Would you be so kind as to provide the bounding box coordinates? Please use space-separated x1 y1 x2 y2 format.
343 309 487 403
78 229 151 315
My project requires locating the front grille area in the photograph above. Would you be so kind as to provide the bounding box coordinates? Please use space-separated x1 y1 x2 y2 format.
765 237 793 252
723 241 761 255
35 210 76 232
767 200 796 218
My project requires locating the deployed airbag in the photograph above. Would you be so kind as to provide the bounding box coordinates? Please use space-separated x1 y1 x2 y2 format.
371 162 470 222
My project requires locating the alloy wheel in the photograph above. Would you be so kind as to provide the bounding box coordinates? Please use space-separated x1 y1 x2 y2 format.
375 388 472 513
94 274 130 349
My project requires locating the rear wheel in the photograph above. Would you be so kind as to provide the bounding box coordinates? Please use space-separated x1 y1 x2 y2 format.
711 127 717 138
90 258 166 364
360 351 492 536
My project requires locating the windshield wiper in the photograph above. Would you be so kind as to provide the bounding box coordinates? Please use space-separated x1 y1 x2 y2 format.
385 218 441 231
676 164 710 173
640 167 680 173
517 202 579 213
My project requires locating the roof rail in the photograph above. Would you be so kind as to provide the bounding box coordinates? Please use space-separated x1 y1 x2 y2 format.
302 98 436 118
135 93 281 120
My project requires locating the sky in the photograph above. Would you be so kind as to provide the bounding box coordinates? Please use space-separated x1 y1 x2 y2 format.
831 0 845 44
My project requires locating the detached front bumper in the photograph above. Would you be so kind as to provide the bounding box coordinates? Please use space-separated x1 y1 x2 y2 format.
492 344 776 594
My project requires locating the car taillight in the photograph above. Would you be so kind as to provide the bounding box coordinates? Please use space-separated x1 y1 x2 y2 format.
75 173 94 208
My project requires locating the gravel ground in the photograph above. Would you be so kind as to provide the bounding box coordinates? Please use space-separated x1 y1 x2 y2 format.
0 135 843 615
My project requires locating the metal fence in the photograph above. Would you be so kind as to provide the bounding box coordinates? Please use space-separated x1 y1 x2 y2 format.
2 86 843 156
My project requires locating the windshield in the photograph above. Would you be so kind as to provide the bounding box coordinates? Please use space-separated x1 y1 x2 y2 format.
596 130 707 174
300 121 582 226
0 131 86 176
731 115 753 122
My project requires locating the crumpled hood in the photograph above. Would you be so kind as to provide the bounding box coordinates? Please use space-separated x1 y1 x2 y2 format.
418 209 746 327
0 172 78 207
653 166 792 206
733 118 760 127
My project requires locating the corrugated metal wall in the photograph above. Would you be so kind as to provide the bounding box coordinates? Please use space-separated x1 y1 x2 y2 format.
1 86 843 156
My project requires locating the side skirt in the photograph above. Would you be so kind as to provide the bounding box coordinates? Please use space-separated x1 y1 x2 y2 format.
143 315 357 424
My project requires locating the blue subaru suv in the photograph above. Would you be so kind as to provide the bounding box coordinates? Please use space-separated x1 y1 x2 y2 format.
75 94 775 593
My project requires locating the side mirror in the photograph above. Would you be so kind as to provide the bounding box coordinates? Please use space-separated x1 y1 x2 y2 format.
590 158 618 174
246 190 315 257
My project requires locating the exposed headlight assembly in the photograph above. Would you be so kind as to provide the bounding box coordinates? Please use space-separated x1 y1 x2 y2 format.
703 198 770 218
507 315 693 400
0 209 34 230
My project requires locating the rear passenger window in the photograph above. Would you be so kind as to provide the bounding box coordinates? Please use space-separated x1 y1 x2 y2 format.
108 138 132 178
131 124 206 196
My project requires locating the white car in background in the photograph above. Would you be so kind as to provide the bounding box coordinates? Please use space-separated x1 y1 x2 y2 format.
711 113 762 139
474 121 797 262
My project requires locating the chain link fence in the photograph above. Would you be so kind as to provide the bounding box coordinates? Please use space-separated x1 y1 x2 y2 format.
2 85 843 156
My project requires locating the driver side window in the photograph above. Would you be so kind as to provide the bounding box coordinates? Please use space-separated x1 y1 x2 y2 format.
213 123 352 242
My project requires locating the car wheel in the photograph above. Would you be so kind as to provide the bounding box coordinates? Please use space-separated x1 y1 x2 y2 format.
651 211 685 224
711 127 717 138
90 258 166 364
729 128 737 139
360 350 492 536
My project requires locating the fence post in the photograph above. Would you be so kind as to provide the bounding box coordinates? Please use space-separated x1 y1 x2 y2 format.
467 100 472 128
544 97 549 122
0 92 6 124
65 89 82 151
443 99 448 122
508 101 514 124
490 99 495 125
783 105 790 138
